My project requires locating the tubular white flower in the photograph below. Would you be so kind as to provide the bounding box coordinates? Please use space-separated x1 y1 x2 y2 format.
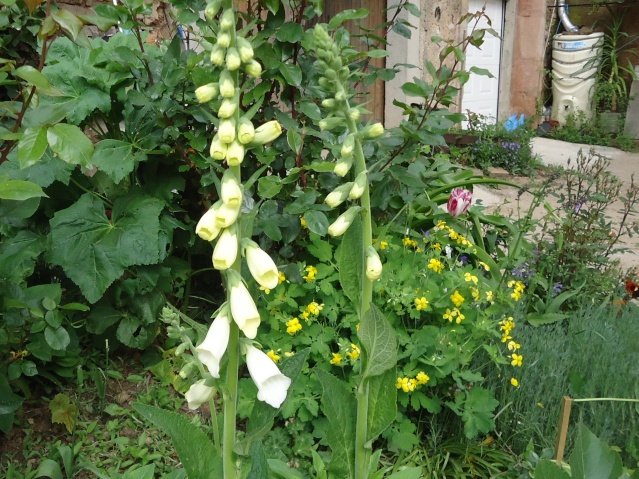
213 225 238 270
196 201 223 241
218 95 238 119
245 344 291 408
195 83 218 103
210 45 225 66
341 134 355 158
221 169 242 207
215 201 241 228
210 134 228 160
226 141 245 166
237 117 255 144
219 9 235 31
324 182 353 208
365 246 383 280
328 206 361 237
218 118 236 144
228 270 260 339
219 70 235 99
243 239 279 289
251 120 282 145
362 122 384 139
226 47 241 71
334 156 353 177
349 170 367 200
244 59 262 78
196 305 231 377
217 32 231 48
185 379 215 410
236 37 254 63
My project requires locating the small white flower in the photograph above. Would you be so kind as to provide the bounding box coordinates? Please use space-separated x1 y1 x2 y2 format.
349 170 367 200
196 202 222 241
212 225 238 270
236 37 254 63
324 182 353 208
244 59 262 78
195 83 218 103
218 96 238 118
251 120 282 145
218 119 236 144
228 270 260 339
328 206 360 237
210 135 228 160
365 246 382 280
219 70 235 99
243 239 279 289
215 201 241 228
196 305 231 377
245 344 291 408
226 47 241 71
185 379 215 410
221 169 242 207
226 141 245 166
334 156 353 177
237 117 255 144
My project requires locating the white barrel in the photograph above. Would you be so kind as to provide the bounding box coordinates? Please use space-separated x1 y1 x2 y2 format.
551 32 604 124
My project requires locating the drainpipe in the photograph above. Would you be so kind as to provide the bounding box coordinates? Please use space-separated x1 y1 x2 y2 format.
558 0 579 33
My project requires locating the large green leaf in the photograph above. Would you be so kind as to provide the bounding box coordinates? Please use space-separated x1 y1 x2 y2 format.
534 460 571 479
0 148 73 187
17 126 49 167
0 175 47 200
358 304 397 379
315 369 356 478
49 191 164 303
335 215 362 310
132 403 222 479
460 386 499 439
47 124 94 167
366 367 397 442
0 230 42 281
13 66 64 97
570 424 623 479
92 139 147 183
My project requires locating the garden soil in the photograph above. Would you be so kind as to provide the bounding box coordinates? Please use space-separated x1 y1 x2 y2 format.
473 137 639 272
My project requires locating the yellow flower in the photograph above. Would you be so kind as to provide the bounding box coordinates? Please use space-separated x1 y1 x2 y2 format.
450 290 465 307
380 241 388 250
499 317 515 334
414 297 429 311
278 271 286 284
259 285 271 295
285 318 302 335
443 308 457 322
284 351 294 357
416 247 423 253
346 344 360 360
510 378 519 387
300 216 308 229
301 311 310 322
471 287 480 301
511 290 523 301
501 333 512 343
436 220 447 229
330 353 343 365
432 242 441 250
511 353 523 367
486 290 494 302
464 272 479 285
507 341 521 351
304 265 318 281
403 237 417 248
306 301 323 316
416 371 430 385
267 350 281 362
396 377 416 393
448 230 459 241
479 261 490 271
427 258 444 273
454 308 465 324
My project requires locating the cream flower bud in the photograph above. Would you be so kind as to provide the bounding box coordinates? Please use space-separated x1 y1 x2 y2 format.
362 122 384 139
228 270 260 339
328 206 361 237
218 94 238 119
218 118 236 144
204 0 222 20
341 134 355 158
226 141 245 166
196 305 231 377
217 32 231 48
245 344 291 408
210 134 228 160
321 98 336 109
348 108 361 121
237 117 255 144
226 47 241 71
210 45 225 66
236 37 254 63
244 59 262 78
365 246 383 281
215 200 241 228
219 70 235 98
196 201 223 241
251 120 282 145
195 83 219 103
185 379 215 410
219 9 235 31
213 225 238 270
319 117 343 131
221 169 242 207
243 239 279 290
349 170 367 200
334 156 353 177
334 90 347 102
324 182 353 208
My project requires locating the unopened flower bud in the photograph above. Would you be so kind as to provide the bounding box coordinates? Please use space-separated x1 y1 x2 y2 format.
251 120 282 145
226 47 241 71
447 188 473 217
219 9 235 31
341 134 355 157
218 94 239 118
196 201 223 241
215 201 241 228
349 170 367 199
204 0 222 20
221 169 242 207
362 122 384 139
319 117 343 131
226 141 245 166
195 83 219 103
236 37 254 63
334 156 353 177
334 90 347 102
244 59 262 78
237 117 255 144
185 379 215 410
210 45 225 65
228 270 260 339
321 98 336 109
217 32 231 48
324 69 337 80
365 246 383 280
318 77 330 88
218 118 236 144
210 134 228 160
219 70 235 98
179 361 196 379
328 206 361 237
348 108 361 121
175 343 188 356
338 66 350 81
213 224 238 270
324 182 353 208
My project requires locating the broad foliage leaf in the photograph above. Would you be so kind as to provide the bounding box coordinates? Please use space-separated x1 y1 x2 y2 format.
335 215 362 309
358 304 397 379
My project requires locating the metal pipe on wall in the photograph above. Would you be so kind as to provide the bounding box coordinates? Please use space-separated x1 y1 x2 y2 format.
558 0 580 33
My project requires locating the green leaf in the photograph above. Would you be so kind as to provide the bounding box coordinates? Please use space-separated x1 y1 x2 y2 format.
328 8 369 29
92 139 147 183
303 210 329 236
49 191 164 303
287 128 302 154
18 127 49 168
386 467 423 479
266 460 305 479
358 304 397 379
47 124 94 167
335 215 362 309
275 22 304 43
49 393 76 433
51 9 85 42
315 369 356 479
132 403 222 479
35 459 63 479
307 237 332 262
0 176 47 200
460 387 499 438
44 326 70 350
0 380 24 415
122 465 156 479
570 424 622 479
257 176 282 198
534 459 571 479
246 442 268 479
13 66 63 96
279 63 302 87
366 367 397 441
77 13 119 31
527 312 567 327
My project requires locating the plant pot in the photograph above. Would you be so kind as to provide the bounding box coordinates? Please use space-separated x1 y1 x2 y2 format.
598 111 623 134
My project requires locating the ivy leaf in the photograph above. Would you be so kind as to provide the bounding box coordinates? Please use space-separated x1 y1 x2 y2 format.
92 139 148 184
47 124 94 167
49 393 76 433
49 191 164 303
358 304 397 379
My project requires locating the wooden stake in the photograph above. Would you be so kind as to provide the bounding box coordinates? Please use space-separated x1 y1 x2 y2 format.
554 396 572 464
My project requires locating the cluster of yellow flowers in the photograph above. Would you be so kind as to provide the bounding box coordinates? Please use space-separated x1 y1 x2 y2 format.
427 258 444 273
443 307 465 323
285 317 302 335
301 301 323 320
396 371 430 393
434 220 473 248
414 296 429 311
330 343 361 365
500 316 522 387
267 349 295 363
304 265 318 282
508 280 525 301
450 290 465 307
402 237 418 248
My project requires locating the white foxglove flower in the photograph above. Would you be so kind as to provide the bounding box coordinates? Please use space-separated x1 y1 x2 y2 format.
221 169 242 207
218 96 238 118
226 141 245 166
210 45 225 66
226 47 241 71
218 119 236 144
185 379 215 410
213 225 238 270
328 206 360 237
324 182 353 208
341 134 355 157
195 83 218 103
245 344 291 408
237 118 255 144
210 134 228 160
362 122 384 139
244 59 262 78
365 246 382 280
217 32 231 48
219 70 235 98
215 201 241 228
196 201 222 241
219 9 235 31
196 305 231 377
236 37 254 63
349 170 367 200
243 239 279 289
334 156 353 177
228 270 260 339
251 120 282 145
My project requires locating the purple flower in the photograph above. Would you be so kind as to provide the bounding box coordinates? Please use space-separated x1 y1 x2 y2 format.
553 282 563 295
447 188 472 217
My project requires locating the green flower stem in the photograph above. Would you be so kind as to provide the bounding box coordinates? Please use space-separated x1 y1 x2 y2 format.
223 320 240 479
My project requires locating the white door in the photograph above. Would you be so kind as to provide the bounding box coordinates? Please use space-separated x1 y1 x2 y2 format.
461 0 504 123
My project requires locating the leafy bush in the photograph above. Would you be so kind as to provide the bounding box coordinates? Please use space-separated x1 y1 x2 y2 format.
548 111 636 151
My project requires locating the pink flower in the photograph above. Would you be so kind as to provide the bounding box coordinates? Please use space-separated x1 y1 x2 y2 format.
447 188 472 217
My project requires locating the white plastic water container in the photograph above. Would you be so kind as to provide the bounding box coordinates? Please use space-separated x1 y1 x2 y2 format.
551 32 604 124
